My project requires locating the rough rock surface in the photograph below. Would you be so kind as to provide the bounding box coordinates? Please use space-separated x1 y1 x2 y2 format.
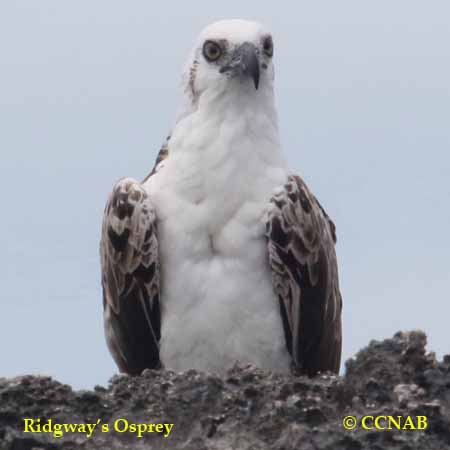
1 331 449 450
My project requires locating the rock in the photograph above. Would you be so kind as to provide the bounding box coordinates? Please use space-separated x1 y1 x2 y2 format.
1 331 449 449
393 383 424 407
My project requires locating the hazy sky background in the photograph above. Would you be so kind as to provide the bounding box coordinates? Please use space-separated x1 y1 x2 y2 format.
1 1 449 389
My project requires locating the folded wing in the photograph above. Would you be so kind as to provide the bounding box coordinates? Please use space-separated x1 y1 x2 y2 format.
100 178 161 374
266 175 342 374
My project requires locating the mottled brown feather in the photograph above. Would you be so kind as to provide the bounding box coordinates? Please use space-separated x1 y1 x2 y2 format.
100 178 161 374
266 175 342 375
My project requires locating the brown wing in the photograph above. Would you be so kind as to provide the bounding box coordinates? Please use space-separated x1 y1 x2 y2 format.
143 136 170 182
266 175 342 375
100 177 161 374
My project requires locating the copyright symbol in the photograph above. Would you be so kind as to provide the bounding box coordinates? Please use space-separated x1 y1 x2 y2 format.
343 416 357 430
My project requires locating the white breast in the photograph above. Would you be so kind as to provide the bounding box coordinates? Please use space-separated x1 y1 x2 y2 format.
144 88 291 373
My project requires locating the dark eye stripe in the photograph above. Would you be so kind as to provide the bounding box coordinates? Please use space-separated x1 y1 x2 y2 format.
263 36 274 57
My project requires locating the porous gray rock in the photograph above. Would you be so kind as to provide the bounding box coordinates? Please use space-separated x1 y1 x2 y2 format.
1 331 449 450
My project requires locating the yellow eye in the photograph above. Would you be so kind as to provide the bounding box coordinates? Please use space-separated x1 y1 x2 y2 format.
263 36 274 57
203 40 222 62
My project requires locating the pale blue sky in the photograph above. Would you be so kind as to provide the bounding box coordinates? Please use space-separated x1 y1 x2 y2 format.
1 1 449 388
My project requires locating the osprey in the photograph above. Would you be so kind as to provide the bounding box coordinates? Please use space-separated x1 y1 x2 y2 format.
100 20 342 376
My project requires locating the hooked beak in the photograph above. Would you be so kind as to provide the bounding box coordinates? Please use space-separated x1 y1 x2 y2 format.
219 42 260 90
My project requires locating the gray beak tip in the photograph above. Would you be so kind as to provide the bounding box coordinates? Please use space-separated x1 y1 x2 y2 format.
221 42 261 91
253 74 260 90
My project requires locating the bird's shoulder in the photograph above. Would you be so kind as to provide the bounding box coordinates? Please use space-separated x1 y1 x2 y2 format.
266 174 337 254
100 177 159 314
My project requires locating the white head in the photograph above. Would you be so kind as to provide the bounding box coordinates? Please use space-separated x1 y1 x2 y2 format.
182 20 275 105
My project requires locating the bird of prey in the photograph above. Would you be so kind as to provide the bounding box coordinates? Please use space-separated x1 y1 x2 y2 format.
100 19 342 376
